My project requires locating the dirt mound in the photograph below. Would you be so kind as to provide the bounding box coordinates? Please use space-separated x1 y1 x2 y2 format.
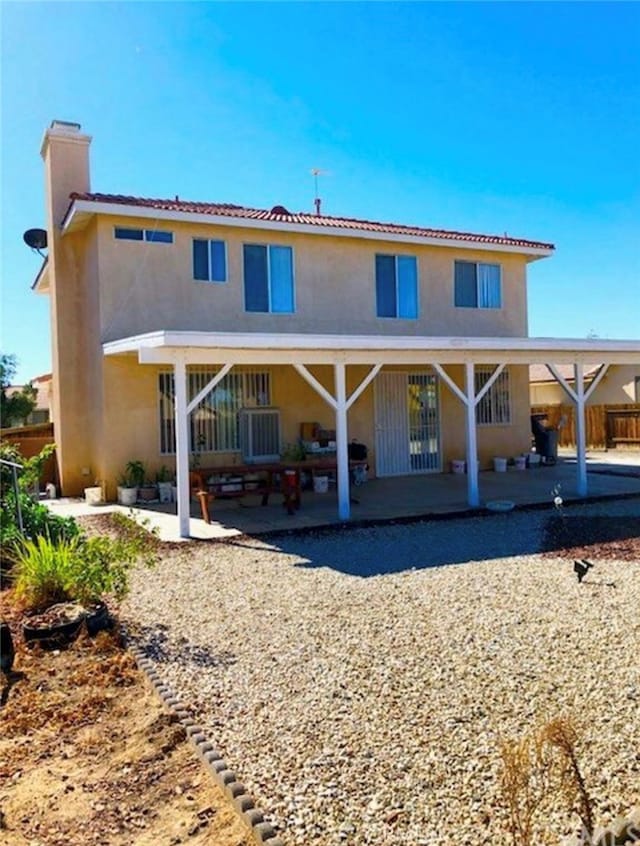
0 619 253 846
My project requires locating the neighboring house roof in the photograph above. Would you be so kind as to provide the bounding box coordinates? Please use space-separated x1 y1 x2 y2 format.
65 191 555 253
6 375 51 413
529 363 601 383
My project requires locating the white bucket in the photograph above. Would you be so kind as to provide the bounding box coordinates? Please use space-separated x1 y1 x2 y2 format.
84 486 104 506
158 482 173 503
451 459 465 474
313 475 329 493
117 486 138 506
528 452 541 467
514 455 527 471
493 457 508 473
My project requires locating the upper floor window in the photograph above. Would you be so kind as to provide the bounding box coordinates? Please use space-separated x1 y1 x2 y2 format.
114 227 173 243
243 244 294 313
193 239 227 283
454 261 501 308
475 367 511 425
375 254 418 319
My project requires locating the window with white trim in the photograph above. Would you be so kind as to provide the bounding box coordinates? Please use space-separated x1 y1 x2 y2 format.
193 239 227 282
158 369 271 455
375 254 418 318
475 367 511 425
243 244 294 313
114 227 173 243
454 261 501 308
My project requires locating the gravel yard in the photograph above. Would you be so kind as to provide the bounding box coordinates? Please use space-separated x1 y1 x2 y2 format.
123 498 640 845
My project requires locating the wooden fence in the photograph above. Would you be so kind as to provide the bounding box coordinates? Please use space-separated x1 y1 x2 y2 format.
0 422 58 487
531 403 640 449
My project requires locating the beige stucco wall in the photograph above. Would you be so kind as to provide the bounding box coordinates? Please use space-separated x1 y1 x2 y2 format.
85 359 531 498
530 365 640 406
41 128 537 495
95 215 530 342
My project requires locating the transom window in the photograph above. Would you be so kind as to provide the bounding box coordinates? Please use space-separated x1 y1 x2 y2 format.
475 367 511 425
375 254 418 319
114 227 173 243
158 369 271 455
193 239 227 283
243 244 294 313
454 261 501 308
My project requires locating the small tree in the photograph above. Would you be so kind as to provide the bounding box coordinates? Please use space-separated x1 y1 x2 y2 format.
0 353 38 427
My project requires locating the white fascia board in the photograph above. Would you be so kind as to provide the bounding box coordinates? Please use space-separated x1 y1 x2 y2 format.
63 200 554 258
103 331 640 366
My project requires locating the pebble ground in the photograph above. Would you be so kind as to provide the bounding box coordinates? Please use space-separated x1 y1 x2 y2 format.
124 498 640 845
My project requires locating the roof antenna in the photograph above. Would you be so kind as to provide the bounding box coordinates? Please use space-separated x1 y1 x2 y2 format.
311 168 328 216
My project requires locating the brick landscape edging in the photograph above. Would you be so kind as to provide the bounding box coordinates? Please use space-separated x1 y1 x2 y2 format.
126 639 286 846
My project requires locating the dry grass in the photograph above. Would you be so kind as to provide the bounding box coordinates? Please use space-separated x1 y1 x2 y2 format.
500 715 595 845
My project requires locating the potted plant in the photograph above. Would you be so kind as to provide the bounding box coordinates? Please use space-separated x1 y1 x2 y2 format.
137 469 158 504
10 516 157 648
84 480 105 506
155 465 174 504
117 460 145 506
118 461 144 505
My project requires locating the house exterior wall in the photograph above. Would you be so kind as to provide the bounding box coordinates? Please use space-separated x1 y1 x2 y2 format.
89 359 530 498
530 365 640 405
95 215 530 342
39 123 538 496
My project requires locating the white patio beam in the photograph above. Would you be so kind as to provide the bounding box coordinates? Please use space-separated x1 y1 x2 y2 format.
293 364 337 410
334 363 350 520
574 364 588 497
546 363 577 403
464 362 480 507
474 364 505 406
432 363 469 406
584 363 609 401
546 362 611 499
294 363 383 521
174 356 191 538
346 364 383 411
186 363 233 415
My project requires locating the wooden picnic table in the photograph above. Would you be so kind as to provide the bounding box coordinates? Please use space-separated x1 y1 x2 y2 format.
190 458 367 523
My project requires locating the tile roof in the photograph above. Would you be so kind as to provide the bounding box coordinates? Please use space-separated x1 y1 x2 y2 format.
529 363 602 383
69 192 555 251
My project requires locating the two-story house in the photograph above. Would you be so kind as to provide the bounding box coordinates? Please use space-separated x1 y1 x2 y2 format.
34 121 639 536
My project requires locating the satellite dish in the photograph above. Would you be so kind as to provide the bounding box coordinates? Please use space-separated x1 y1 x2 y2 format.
23 228 48 252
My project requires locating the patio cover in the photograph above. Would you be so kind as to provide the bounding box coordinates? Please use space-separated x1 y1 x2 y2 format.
104 331 640 538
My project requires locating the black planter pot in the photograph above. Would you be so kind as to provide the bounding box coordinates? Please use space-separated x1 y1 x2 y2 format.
85 602 112 636
23 601 112 649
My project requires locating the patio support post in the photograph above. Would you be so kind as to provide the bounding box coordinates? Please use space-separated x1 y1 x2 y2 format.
334 362 350 521
464 362 480 507
574 363 588 497
174 355 191 538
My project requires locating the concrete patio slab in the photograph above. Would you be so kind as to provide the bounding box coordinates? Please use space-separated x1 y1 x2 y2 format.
45 451 640 543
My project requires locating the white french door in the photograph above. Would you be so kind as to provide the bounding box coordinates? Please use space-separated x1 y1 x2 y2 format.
375 371 440 476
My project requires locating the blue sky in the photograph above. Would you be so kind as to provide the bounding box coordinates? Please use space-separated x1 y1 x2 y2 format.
1 1 638 383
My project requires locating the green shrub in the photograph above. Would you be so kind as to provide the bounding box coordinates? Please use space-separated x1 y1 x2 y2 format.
0 443 79 564
12 535 81 608
10 515 158 610
1 492 80 565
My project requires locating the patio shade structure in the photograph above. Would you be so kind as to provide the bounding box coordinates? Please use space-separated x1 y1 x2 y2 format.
104 331 640 538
